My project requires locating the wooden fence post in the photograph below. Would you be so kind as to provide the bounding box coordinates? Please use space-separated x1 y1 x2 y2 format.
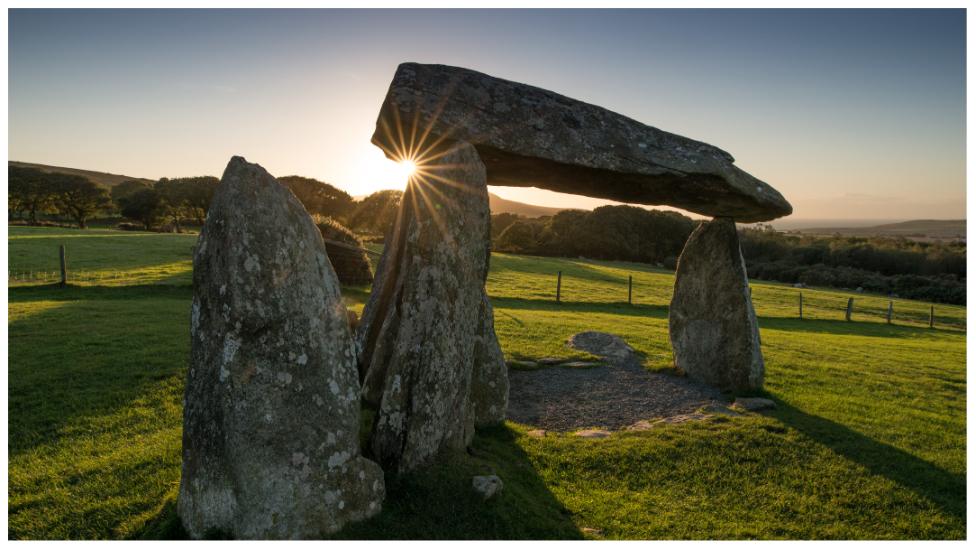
556 271 562 304
929 305 934 329
887 301 893 324
628 275 633 305
799 292 803 319
59 245 67 287
845 297 854 321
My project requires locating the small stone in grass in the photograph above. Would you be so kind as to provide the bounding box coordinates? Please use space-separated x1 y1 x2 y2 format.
732 397 776 411
582 527 604 537
560 361 602 368
472 475 503 499
526 429 547 438
575 429 612 439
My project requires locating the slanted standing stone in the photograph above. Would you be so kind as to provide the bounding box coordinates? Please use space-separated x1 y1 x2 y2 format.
468 295 509 426
669 217 764 392
357 141 507 472
179 157 383 539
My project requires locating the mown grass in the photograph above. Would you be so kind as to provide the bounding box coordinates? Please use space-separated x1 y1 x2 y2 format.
7 226 966 539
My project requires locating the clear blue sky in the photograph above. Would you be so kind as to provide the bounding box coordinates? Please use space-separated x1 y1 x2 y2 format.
8 9 967 221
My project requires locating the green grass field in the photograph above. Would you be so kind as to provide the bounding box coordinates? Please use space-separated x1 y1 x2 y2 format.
8 226 967 539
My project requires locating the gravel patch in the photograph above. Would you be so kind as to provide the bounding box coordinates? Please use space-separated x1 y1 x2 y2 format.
507 332 727 431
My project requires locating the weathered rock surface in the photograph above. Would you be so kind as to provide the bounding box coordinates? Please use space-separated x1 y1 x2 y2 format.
669 217 764 392
468 295 510 426
372 62 792 222
357 141 505 472
179 156 383 539
568 331 635 362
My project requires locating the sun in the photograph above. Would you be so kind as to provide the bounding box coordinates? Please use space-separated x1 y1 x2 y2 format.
397 159 418 180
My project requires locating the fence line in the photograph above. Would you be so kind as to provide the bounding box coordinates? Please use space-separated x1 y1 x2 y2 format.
543 270 963 331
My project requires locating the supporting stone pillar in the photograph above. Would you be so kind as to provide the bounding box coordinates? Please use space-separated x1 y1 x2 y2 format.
357 141 508 473
179 157 384 539
668 217 764 392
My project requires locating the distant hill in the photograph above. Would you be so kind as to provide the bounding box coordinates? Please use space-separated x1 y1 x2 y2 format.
488 192 564 218
9 161 154 188
9 161 572 219
792 219 966 242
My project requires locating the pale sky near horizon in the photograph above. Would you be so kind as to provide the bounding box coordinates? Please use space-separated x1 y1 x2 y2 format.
8 8 967 221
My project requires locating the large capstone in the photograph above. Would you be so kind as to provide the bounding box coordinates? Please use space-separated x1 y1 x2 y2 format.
178 156 384 539
372 62 792 222
357 141 506 472
669 217 764 392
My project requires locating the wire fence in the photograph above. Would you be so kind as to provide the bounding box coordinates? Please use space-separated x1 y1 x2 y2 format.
10 243 965 332
540 269 966 332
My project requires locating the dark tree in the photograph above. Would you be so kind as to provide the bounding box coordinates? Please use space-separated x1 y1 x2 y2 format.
490 212 521 240
278 175 355 221
118 187 166 230
8 166 57 224
495 220 543 254
155 176 219 231
348 190 403 236
50 175 112 229
111 179 152 207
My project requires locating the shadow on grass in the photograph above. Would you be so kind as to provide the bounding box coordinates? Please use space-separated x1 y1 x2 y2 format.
760 316 964 338
8 286 189 457
491 296 669 320
772 400 966 524
131 425 581 540
9 282 192 303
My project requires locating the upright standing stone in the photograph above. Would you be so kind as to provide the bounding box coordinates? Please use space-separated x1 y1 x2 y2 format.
669 217 764 392
357 141 506 472
468 294 509 426
179 156 383 539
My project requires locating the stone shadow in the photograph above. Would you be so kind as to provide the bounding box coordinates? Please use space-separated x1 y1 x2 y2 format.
771 399 966 524
760 317 964 339
490 297 670 320
7 285 188 458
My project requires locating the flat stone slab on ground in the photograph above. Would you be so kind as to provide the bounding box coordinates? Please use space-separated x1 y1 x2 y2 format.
568 331 635 361
559 361 602 368
732 397 777 411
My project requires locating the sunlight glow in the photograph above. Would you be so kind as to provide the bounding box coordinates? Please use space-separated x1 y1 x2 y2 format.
397 159 417 180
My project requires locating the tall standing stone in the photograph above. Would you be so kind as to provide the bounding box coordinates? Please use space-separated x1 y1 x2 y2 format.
179 157 384 539
468 295 509 426
669 217 764 392
357 141 507 472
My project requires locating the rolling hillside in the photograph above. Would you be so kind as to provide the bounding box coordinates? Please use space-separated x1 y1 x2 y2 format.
488 192 564 217
9 161 154 188
9 161 570 219
792 219 965 241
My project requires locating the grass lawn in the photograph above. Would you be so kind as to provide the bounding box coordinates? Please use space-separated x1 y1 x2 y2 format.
7 226 967 539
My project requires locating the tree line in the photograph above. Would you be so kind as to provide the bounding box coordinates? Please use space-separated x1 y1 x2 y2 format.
8 165 404 236
490 206 966 305
739 225 965 305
